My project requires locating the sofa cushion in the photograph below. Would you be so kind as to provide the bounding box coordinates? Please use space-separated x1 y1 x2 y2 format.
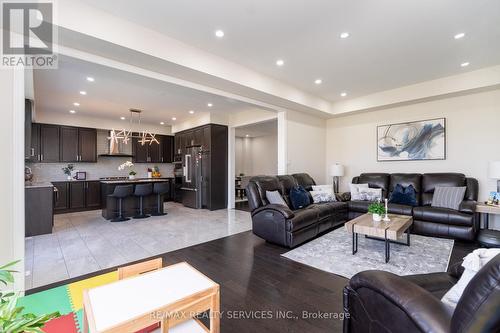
389 174 422 205
413 206 474 227
307 204 333 219
348 200 371 213
290 186 311 210
277 175 298 207
265 190 287 207
292 173 316 191
286 208 318 232
421 173 466 206
249 176 282 207
355 173 390 199
402 272 458 299
387 203 414 216
431 186 466 210
389 184 418 206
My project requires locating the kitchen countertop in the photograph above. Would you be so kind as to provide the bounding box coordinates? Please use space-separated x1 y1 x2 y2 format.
25 182 54 189
99 178 174 184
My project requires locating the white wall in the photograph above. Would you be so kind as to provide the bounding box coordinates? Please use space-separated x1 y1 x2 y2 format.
0 68 25 292
287 110 326 184
235 134 278 176
326 88 500 229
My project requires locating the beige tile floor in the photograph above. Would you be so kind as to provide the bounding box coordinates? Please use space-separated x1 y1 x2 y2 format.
25 202 252 289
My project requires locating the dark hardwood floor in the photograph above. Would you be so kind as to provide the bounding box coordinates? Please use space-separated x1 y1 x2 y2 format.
28 230 477 333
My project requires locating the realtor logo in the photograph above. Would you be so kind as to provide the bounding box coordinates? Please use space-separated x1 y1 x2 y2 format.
1 1 57 68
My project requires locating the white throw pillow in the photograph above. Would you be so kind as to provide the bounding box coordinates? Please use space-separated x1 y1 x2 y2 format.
441 248 500 310
265 190 287 207
310 190 336 203
311 185 337 202
350 184 382 201
312 185 332 192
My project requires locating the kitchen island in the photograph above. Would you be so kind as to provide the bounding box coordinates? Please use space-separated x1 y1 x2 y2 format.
101 178 174 220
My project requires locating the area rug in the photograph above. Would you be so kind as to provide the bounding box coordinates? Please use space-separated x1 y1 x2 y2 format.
17 271 119 333
282 227 454 278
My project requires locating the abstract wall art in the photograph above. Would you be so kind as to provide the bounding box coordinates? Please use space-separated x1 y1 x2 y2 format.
377 118 446 161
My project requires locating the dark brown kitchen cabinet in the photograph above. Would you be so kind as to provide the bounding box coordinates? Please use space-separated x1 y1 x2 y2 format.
85 181 101 208
40 124 60 162
53 181 101 214
78 128 97 162
52 182 69 211
70 181 86 209
60 126 79 162
161 135 174 163
25 100 34 160
60 126 97 162
25 186 54 236
133 135 173 163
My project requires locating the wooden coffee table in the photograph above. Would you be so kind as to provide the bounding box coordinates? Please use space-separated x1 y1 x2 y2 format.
345 214 413 263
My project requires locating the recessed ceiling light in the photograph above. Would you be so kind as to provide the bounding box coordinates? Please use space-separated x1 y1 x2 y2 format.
207 103 213 107
340 92 347 97
160 121 165 125
120 116 126 120
189 110 195 114
340 32 350 39
73 102 80 106
460 62 470 67
276 59 284 66
86 77 95 82
314 79 322 85
245 134 249 137
172 117 177 121
215 30 224 38
454 33 465 39
79 91 87 95
69 110 76 114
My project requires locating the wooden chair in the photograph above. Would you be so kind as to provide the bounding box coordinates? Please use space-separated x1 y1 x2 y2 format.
118 258 163 280
118 258 164 332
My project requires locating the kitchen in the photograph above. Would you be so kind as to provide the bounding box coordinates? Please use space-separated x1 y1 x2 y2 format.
23 55 251 289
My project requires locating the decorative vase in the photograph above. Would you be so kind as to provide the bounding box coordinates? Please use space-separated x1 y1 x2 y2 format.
147 172 152 178
372 213 382 222
67 176 72 180
129 175 135 180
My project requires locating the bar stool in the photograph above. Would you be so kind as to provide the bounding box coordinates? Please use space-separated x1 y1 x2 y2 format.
134 183 153 219
151 182 170 216
108 185 133 222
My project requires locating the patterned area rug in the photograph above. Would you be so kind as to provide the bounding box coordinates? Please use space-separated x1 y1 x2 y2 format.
282 227 454 278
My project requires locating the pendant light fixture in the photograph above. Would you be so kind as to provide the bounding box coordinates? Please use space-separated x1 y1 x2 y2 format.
108 109 159 146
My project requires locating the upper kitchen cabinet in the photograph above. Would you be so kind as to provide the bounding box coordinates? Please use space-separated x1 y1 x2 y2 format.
132 134 174 163
40 124 60 162
78 128 97 162
60 126 79 162
161 135 174 163
24 100 34 160
61 126 97 162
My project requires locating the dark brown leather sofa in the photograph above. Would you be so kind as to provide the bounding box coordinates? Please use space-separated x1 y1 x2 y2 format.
247 173 348 248
350 173 479 241
343 254 500 333
247 172 479 247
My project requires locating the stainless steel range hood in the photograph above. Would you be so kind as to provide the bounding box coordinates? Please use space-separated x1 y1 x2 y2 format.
97 129 133 157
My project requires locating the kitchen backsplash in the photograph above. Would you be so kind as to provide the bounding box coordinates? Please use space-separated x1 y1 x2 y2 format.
27 157 175 182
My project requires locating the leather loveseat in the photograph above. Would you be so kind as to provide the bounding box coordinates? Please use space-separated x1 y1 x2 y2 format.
350 173 479 241
343 254 500 333
247 173 348 248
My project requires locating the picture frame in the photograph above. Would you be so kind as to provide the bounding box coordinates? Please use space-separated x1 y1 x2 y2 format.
377 118 446 161
76 171 87 180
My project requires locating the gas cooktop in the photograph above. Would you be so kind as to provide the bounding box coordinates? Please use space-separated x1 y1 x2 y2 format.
99 176 129 180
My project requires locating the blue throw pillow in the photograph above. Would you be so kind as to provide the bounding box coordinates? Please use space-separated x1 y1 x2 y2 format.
289 185 311 210
389 184 418 206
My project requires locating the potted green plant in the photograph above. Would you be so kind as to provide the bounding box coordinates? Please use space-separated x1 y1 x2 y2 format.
0 261 59 332
368 202 386 222
118 161 137 180
61 164 74 180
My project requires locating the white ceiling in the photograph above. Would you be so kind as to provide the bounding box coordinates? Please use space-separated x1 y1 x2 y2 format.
33 56 270 126
235 119 277 138
80 0 500 102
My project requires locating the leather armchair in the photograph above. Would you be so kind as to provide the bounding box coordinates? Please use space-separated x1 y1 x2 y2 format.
343 254 500 333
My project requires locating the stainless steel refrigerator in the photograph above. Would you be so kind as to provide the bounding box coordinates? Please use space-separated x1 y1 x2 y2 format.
181 145 203 208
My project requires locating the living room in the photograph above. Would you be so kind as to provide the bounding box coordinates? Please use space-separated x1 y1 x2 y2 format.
1 1 499 333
